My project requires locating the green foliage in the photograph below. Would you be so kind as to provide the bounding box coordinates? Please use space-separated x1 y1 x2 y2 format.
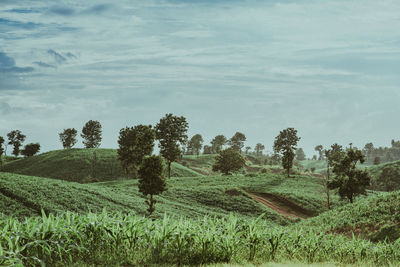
58 128 78 149
0 136 4 166
117 125 155 177
212 148 245 175
187 134 203 155
211 135 227 153
138 156 167 215
203 145 212 154
328 148 371 203
375 164 400 191
81 120 102 148
373 156 381 165
314 145 324 160
155 113 189 178
295 148 306 161
228 132 246 152
7 130 26 156
21 142 40 157
0 210 399 266
273 128 300 178
1 149 200 183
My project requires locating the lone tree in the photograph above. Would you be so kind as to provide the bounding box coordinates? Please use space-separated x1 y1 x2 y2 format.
155 113 189 178
324 143 345 210
59 128 78 149
245 146 251 154
295 148 306 161
117 125 155 177
0 136 4 166
273 128 301 178
212 148 245 175
228 132 246 152
81 120 102 148
138 155 167 216
315 145 324 160
7 130 26 156
328 148 371 203
187 134 203 156
211 135 227 153
21 143 40 157
254 143 265 157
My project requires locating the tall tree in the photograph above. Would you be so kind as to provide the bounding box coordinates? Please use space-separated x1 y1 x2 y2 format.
188 134 203 156
245 146 251 154
364 142 374 161
254 143 265 157
81 120 102 148
203 145 212 154
21 143 40 157
315 145 324 160
59 128 78 149
328 148 371 203
117 125 155 177
7 130 26 156
138 155 167 216
273 128 301 178
212 148 245 175
324 144 344 210
211 135 227 153
228 132 246 152
295 148 306 161
155 113 189 178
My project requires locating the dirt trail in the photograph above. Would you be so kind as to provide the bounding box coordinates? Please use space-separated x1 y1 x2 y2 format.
248 192 312 219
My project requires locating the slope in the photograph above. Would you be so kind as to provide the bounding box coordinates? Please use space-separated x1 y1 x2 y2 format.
1 148 201 182
297 190 400 242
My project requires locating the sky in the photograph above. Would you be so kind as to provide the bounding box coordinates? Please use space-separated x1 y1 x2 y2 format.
1 0 400 157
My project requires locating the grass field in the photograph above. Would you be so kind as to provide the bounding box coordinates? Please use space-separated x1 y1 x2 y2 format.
1 149 399 266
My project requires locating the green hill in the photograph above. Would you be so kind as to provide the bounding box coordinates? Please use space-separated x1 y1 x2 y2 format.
297 190 400 242
1 148 201 182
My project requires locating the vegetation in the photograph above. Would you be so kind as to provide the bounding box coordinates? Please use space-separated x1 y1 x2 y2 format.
21 143 40 157
211 135 227 153
273 128 301 178
0 136 4 167
228 132 246 152
7 129 26 156
187 134 204 156
254 143 264 157
328 148 371 203
117 125 155 177
59 128 78 149
138 156 167 216
295 148 306 161
81 120 102 148
155 113 189 178
212 148 245 175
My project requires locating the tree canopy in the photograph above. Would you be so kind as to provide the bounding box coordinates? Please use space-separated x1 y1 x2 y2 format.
155 113 189 178
212 148 245 175
59 128 78 149
187 134 203 155
21 143 40 157
7 130 26 156
273 128 300 178
228 132 246 152
81 120 102 148
211 135 227 153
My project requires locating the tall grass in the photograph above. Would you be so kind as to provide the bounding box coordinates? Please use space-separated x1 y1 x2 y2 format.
1 211 399 266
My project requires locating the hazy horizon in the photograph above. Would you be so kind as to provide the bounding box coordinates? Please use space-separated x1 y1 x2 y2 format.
1 0 400 157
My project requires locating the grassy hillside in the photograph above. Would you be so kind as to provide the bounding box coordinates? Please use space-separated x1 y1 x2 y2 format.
297 190 400 242
0 172 294 224
1 148 201 182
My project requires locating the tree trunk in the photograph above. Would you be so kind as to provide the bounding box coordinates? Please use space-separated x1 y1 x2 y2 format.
287 167 290 178
149 194 154 216
168 161 171 179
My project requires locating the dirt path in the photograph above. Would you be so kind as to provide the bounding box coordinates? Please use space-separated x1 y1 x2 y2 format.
248 192 312 219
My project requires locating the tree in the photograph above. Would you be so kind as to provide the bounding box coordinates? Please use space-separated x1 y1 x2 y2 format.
21 143 40 157
81 120 102 148
203 145 212 154
254 143 265 157
373 156 381 165
59 128 78 149
138 156 167 216
117 125 155 177
295 148 306 161
364 142 374 161
187 134 203 156
212 148 245 175
273 128 301 178
376 165 400 191
7 130 26 156
245 146 251 154
315 145 324 160
328 148 371 203
228 132 246 152
324 143 345 210
155 113 189 178
0 136 4 167
211 135 227 153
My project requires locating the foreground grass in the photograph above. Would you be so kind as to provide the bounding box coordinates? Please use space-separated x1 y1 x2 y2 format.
1 211 399 266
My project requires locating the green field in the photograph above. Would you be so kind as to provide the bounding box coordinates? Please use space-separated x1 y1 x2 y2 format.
0 149 399 266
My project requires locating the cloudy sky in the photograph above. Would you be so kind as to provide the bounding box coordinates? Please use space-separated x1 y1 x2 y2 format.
1 0 400 157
